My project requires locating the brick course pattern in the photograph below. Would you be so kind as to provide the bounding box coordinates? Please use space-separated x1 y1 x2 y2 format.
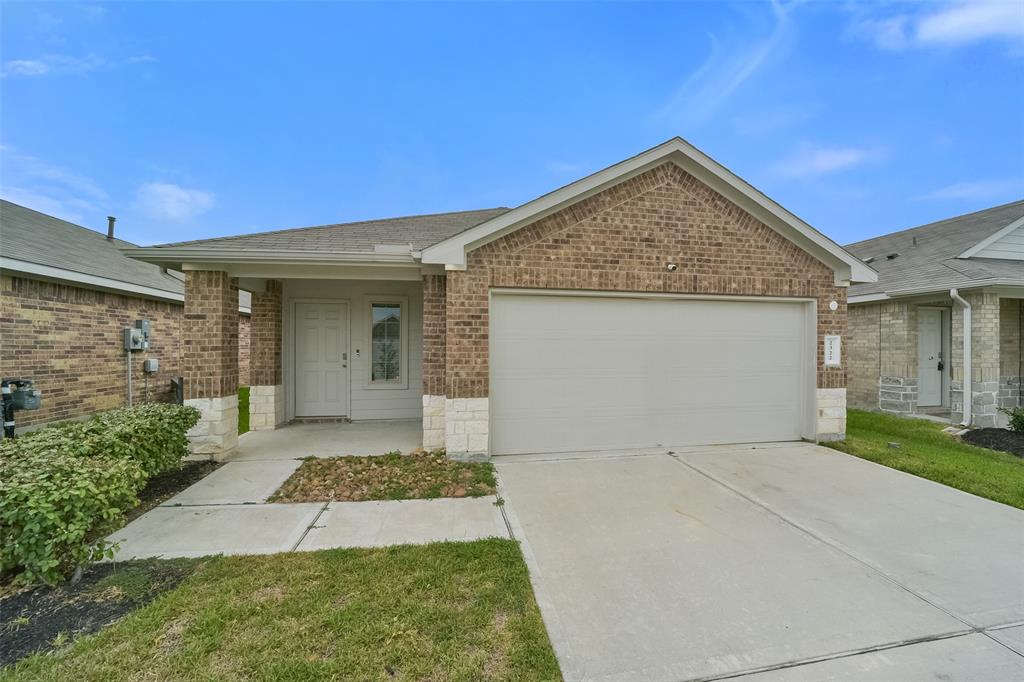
238 314 251 386
250 279 283 386
0 275 250 429
183 271 239 400
422 274 446 397
444 162 847 399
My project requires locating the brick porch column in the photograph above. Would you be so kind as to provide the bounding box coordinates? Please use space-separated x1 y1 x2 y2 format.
421 274 447 450
249 280 284 430
183 270 239 459
878 301 918 415
952 291 1000 427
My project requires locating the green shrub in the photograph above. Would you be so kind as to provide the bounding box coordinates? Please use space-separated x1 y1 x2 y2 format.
0 404 200 584
999 406 1024 433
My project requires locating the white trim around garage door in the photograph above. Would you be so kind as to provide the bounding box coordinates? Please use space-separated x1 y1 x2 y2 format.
487 288 818 455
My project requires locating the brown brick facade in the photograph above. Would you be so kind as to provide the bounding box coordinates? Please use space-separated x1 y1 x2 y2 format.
422 274 447 396
250 279 283 386
0 274 250 428
183 270 239 400
238 314 251 386
444 162 847 399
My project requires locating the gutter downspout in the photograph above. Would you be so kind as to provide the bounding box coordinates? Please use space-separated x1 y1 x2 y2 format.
950 289 971 426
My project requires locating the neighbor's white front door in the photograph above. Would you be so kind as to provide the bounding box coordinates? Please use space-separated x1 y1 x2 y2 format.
295 302 349 417
918 308 944 407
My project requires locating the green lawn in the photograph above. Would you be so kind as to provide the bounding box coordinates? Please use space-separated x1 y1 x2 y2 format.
2 539 561 681
237 386 249 435
828 410 1024 509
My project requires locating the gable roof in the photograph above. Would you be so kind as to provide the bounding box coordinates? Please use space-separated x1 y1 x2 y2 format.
124 208 510 268
421 137 877 284
0 200 251 310
845 199 1024 301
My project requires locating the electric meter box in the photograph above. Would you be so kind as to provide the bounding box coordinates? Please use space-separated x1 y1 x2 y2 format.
124 327 146 351
143 358 160 373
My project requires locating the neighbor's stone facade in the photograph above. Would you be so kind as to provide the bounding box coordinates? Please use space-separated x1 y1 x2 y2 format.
183 270 240 458
0 274 249 430
440 162 849 456
848 291 1017 427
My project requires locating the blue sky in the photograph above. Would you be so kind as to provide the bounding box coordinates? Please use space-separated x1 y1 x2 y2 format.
1 1 1022 247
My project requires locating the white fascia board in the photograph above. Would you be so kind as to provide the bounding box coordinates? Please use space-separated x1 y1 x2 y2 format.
421 137 878 284
1 256 184 303
848 292 891 304
957 215 1024 259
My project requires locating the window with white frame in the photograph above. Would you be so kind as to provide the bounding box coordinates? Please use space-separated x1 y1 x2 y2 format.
369 300 405 385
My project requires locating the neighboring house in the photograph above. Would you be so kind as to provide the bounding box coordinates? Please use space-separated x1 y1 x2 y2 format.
845 200 1024 427
0 200 251 430
125 138 876 460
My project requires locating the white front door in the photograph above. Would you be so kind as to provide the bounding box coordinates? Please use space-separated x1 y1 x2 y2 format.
918 308 944 407
295 302 349 417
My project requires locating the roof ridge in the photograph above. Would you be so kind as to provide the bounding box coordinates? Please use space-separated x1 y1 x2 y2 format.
150 206 510 248
846 198 1024 248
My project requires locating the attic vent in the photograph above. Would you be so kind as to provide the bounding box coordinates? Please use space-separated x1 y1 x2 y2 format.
863 257 875 264
886 253 899 260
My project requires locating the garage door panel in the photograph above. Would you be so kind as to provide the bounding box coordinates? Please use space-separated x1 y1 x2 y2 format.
490 294 808 455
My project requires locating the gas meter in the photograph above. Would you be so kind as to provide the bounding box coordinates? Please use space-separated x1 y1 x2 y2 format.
2 378 43 439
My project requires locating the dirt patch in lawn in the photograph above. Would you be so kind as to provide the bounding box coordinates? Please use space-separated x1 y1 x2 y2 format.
269 450 497 502
0 558 202 667
122 460 223 525
961 428 1024 458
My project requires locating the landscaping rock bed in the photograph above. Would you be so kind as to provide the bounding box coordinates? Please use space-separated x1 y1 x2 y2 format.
270 450 497 502
0 558 202 667
961 428 1024 458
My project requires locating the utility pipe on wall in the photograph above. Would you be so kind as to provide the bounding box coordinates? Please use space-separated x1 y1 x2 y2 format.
950 288 971 426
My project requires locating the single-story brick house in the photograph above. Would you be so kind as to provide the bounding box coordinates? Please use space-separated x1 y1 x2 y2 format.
844 200 1024 427
0 200 251 431
125 138 876 459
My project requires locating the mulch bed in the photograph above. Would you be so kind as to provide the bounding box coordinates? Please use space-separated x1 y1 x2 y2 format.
0 558 202 667
270 450 497 502
122 460 222 525
961 428 1024 458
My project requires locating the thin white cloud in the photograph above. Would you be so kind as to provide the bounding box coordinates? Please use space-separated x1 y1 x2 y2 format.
917 0 1024 45
656 1 797 128
915 178 1024 201
134 182 215 222
854 1 1024 51
0 147 108 224
2 53 155 78
772 145 883 179
2 53 105 77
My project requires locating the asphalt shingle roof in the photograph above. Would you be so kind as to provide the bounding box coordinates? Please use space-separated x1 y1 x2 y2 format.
845 200 1024 298
0 200 186 295
147 207 512 255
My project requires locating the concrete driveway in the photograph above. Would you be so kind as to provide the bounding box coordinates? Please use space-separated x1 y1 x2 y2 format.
496 443 1024 682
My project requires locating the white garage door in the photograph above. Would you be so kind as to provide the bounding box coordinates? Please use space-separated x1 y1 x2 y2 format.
490 293 810 455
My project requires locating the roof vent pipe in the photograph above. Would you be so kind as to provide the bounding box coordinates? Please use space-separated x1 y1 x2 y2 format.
107 216 116 241
950 288 971 426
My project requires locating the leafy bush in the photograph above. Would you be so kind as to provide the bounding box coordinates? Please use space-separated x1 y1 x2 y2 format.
0 404 200 584
999 406 1024 433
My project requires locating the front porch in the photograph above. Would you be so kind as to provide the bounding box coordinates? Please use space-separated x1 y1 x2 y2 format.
849 289 1024 427
180 270 436 460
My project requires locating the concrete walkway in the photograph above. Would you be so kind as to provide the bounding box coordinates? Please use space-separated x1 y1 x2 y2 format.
108 426 507 559
497 443 1024 682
